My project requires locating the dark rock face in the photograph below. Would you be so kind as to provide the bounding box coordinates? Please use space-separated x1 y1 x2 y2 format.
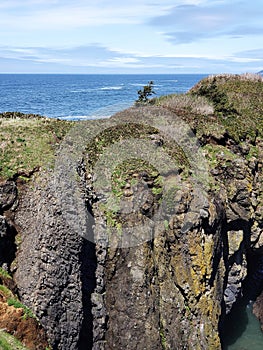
4 75 262 349
14 176 96 350
9 122 261 350
253 291 263 331
101 213 224 349
0 181 17 211
0 215 17 268
0 181 17 269
14 172 226 349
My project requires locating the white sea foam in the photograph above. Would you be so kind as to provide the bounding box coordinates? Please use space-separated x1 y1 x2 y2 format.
129 83 163 87
58 115 112 121
100 86 123 90
70 89 93 93
129 83 147 86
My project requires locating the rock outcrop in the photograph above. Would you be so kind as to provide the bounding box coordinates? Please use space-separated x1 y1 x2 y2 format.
253 291 263 331
0 73 262 349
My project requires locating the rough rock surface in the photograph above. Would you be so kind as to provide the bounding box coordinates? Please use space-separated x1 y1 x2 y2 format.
0 74 262 349
253 291 263 331
14 174 96 350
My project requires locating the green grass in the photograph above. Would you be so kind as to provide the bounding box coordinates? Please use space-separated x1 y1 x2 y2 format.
85 122 159 167
85 118 190 230
111 158 160 196
0 331 28 350
189 74 263 142
202 144 239 168
97 157 162 230
0 285 13 298
150 73 263 194
0 113 72 180
0 268 12 280
7 298 35 320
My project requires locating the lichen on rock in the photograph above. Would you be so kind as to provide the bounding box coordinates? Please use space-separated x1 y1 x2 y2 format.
0 74 262 349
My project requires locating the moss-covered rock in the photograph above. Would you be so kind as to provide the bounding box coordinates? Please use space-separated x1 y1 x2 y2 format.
0 74 262 349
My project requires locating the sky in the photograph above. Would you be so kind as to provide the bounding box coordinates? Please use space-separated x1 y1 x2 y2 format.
0 0 263 74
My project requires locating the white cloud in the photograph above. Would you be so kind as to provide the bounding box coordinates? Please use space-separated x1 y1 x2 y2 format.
149 0 263 44
1 43 262 73
0 1 262 73
0 1 185 29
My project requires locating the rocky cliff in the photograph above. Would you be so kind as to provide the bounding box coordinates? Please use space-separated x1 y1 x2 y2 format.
0 73 262 349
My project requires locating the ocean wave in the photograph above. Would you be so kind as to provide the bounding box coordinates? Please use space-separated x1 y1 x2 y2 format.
129 83 147 87
58 115 112 121
129 83 163 87
100 86 123 90
70 89 93 93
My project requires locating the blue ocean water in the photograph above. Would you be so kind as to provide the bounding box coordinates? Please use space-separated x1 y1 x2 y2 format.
222 302 263 350
0 74 207 120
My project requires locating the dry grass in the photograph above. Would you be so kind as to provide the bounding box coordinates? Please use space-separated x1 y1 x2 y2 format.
205 73 263 83
154 94 214 115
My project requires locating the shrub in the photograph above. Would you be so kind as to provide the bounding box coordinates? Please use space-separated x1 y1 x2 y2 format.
136 81 156 103
191 78 238 116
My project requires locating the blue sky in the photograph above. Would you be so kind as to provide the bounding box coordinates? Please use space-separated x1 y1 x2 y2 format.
0 0 263 74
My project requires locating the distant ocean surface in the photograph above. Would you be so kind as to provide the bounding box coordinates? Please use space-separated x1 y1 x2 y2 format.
0 74 207 120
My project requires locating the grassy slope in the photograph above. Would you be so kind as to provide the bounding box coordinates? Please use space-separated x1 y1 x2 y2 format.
0 113 72 180
188 73 263 141
1 74 262 182
152 74 262 142
0 331 29 350
149 73 262 196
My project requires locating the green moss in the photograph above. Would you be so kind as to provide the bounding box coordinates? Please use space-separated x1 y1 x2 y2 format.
111 158 161 198
159 326 167 349
163 185 180 214
245 144 259 160
163 220 169 230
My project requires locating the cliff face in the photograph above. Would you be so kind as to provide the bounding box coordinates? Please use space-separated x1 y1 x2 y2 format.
0 74 262 349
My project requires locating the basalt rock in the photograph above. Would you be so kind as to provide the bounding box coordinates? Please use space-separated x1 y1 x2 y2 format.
253 291 263 331
0 74 262 349
14 175 94 350
0 181 17 212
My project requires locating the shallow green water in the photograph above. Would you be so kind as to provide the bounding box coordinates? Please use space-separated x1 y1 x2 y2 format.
222 302 263 350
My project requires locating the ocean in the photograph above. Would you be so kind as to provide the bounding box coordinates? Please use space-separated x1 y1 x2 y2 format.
0 74 207 120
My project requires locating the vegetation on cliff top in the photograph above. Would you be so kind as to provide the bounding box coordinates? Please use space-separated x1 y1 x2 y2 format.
189 73 263 141
1 73 262 182
0 113 72 180
152 73 263 144
0 73 262 348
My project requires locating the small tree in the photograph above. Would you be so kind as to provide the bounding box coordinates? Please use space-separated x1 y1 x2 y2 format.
136 81 155 103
